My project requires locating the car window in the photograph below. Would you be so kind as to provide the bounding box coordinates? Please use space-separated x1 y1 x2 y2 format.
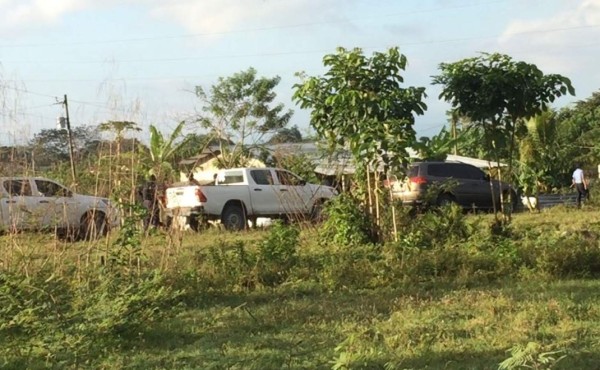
427 164 452 178
250 169 274 185
216 170 244 185
2 180 32 196
457 165 485 180
276 170 304 186
35 179 70 197
407 165 419 177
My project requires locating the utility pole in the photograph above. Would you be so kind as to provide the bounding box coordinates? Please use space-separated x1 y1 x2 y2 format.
58 94 77 185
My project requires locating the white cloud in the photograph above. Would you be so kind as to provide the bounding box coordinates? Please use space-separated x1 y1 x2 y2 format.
146 0 349 35
498 0 600 73
0 0 92 29
0 0 351 39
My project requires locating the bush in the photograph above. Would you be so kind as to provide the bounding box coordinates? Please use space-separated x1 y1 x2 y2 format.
319 193 372 248
0 269 182 369
257 221 300 286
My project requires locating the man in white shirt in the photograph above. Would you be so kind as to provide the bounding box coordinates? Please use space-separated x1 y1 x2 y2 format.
572 164 588 208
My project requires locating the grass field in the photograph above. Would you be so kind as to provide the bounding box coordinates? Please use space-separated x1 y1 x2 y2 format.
1 205 600 369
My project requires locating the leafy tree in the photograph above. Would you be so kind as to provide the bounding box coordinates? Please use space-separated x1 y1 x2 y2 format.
556 91 600 168
145 121 193 181
518 110 570 193
268 125 303 144
432 52 575 218
293 47 426 240
413 127 458 161
29 126 100 168
268 125 302 144
98 121 143 204
293 47 426 178
195 68 293 168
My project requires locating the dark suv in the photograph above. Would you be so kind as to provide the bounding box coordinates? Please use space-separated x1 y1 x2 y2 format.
386 161 517 210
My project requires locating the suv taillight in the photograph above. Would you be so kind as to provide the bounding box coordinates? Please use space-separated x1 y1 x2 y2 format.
195 188 207 203
410 176 427 185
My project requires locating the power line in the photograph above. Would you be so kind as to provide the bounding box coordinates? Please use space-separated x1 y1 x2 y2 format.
4 22 599 66
0 0 509 49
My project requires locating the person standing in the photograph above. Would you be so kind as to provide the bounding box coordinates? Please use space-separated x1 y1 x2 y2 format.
572 164 588 208
142 174 160 229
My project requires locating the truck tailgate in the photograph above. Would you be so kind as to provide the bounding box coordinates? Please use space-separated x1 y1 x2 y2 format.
165 186 203 209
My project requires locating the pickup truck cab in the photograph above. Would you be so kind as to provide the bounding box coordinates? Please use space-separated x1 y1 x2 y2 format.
0 177 119 239
165 167 337 230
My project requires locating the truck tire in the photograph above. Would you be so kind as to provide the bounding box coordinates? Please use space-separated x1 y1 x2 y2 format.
222 204 247 231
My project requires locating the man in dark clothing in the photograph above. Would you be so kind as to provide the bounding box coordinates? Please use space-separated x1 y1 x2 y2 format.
142 175 160 229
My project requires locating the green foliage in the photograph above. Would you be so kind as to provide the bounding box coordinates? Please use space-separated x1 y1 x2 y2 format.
29 126 101 169
109 202 146 269
294 47 426 176
268 152 319 183
499 342 567 370
196 67 293 168
268 125 303 144
433 52 575 217
257 221 300 286
204 239 257 290
0 269 182 369
145 120 193 181
433 53 575 124
557 91 600 168
413 126 457 161
319 193 372 248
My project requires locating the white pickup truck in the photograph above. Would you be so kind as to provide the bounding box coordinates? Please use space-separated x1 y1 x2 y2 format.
164 167 337 230
0 177 119 239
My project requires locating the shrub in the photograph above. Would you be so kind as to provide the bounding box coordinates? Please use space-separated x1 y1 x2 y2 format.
257 221 300 286
0 269 182 369
319 193 372 248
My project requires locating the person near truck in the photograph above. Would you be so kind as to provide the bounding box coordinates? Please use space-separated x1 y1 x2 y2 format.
572 164 588 208
142 174 160 229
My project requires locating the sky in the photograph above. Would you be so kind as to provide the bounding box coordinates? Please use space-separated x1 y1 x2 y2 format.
1 0 599 146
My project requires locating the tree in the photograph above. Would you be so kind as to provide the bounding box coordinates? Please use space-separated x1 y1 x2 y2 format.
98 120 143 204
29 126 100 168
268 125 303 144
293 47 426 240
145 121 193 181
432 52 575 218
294 47 426 177
195 68 293 168
413 127 458 161
556 91 600 168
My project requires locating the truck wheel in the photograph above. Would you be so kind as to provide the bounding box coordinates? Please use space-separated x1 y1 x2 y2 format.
80 211 107 240
222 204 246 231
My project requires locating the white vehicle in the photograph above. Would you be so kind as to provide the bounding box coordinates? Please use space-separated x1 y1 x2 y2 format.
165 167 337 230
0 177 119 239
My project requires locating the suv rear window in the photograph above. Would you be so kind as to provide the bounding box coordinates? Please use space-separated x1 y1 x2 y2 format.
407 165 419 177
426 163 484 180
427 164 453 178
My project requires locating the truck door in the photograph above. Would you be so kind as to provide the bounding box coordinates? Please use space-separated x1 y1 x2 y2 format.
248 169 281 215
33 179 79 228
275 170 312 215
0 179 38 230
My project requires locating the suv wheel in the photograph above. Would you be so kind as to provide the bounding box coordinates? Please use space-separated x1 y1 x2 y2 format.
436 193 456 207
